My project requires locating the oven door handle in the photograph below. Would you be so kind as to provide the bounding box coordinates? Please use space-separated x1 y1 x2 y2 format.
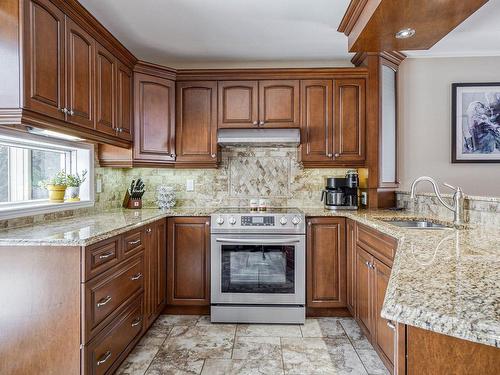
215 238 301 245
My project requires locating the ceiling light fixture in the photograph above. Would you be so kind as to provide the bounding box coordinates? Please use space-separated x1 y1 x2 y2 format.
395 28 415 39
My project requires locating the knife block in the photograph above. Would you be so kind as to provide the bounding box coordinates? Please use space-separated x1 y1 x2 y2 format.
122 190 142 209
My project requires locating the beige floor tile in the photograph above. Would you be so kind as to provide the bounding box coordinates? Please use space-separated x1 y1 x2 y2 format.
236 324 302 337
281 337 337 374
116 345 160 375
156 315 201 326
356 349 390 375
339 319 374 350
201 358 284 375
232 336 281 360
324 337 368 375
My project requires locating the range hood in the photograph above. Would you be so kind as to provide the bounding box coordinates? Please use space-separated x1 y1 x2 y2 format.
217 128 300 146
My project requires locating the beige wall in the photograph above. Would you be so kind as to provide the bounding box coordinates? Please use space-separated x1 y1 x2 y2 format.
398 56 500 197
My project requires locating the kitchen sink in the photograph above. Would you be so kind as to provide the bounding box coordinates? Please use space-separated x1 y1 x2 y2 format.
381 219 450 229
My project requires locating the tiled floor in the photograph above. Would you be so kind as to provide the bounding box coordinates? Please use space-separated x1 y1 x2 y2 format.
116 315 389 375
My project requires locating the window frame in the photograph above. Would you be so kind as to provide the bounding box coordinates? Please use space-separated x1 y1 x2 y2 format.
0 128 95 220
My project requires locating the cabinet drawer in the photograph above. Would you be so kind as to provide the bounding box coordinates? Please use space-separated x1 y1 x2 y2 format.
84 254 144 341
84 236 121 281
85 295 143 375
123 229 144 259
356 224 397 263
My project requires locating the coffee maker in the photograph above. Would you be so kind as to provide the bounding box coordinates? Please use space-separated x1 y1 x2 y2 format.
320 170 359 210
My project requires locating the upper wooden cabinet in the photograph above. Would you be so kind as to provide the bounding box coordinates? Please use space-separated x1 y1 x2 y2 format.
306 217 347 310
176 81 218 167
133 73 175 164
95 43 116 136
116 62 133 141
259 80 300 128
218 81 258 128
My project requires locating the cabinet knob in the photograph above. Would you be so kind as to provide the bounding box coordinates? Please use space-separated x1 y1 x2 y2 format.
253 121 258 126
60 108 68 114
170 153 175 158
211 153 216 158
327 153 333 158
259 120 265 126
334 153 340 158
205 221 210 226
68 109 74 116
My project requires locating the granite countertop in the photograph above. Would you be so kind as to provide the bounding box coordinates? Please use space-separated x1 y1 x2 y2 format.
0 207 498 348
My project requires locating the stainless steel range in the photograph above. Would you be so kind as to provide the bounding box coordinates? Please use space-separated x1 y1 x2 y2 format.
210 208 305 324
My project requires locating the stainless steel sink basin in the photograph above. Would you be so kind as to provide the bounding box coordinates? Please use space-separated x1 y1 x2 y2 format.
382 220 450 229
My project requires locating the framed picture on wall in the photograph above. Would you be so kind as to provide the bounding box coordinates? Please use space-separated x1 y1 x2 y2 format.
452 82 500 163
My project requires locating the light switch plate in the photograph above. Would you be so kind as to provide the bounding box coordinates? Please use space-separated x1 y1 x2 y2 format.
96 179 102 193
186 179 194 192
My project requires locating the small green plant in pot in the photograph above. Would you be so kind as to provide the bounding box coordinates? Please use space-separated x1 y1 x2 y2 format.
66 170 87 202
39 171 67 203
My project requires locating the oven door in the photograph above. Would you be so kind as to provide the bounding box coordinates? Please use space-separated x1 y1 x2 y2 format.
211 234 305 305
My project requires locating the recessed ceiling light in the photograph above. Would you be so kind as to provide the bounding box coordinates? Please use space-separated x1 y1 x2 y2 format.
395 28 415 39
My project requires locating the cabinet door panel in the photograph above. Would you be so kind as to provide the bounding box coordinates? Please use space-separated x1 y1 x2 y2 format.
355 245 373 336
167 217 210 305
259 80 300 128
373 258 394 367
300 80 333 162
306 217 346 308
155 220 167 314
66 17 94 129
95 44 115 135
334 79 366 162
24 0 65 119
218 81 258 128
346 219 356 316
116 62 133 141
133 73 175 162
176 82 217 164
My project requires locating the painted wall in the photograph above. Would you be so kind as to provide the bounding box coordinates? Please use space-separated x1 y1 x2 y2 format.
398 56 500 197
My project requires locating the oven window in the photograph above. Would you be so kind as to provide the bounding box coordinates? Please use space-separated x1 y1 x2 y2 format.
221 244 295 294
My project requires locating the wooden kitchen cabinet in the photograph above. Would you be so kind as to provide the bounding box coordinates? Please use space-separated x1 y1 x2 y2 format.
300 79 334 163
346 219 356 316
306 217 347 310
176 82 218 167
218 81 258 128
167 217 211 306
355 244 373 336
259 80 300 128
95 43 116 136
144 219 167 329
116 61 133 141
133 72 176 164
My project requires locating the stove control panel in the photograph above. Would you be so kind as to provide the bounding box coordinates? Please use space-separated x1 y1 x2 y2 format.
241 216 275 226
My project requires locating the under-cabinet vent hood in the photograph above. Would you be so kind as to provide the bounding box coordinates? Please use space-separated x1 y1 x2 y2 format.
217 128 300 146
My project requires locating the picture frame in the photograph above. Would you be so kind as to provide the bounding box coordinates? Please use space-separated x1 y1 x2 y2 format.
451 82 500 163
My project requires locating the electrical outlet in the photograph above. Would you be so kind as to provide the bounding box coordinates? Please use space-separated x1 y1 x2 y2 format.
186 179 194 192
96 179 102 193
361 192 368 206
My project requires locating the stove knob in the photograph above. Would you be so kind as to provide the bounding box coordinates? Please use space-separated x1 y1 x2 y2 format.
216 216 224 225
229 216 237 225
279 216 288 225
291 216 301 225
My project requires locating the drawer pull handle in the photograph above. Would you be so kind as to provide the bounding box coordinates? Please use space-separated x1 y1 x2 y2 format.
96 295 112 307
128 239 141 245
96 350 112 366
99 252 114 259
387 320 396 330
131 316 142 327
131 273 143 281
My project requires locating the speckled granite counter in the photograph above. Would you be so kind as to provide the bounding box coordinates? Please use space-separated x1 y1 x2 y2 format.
0 208 215 247
0 207 498 348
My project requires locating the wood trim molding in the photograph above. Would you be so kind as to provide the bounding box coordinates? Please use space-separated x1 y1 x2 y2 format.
337 0 369 35
134 61 177 81
351 51 406 67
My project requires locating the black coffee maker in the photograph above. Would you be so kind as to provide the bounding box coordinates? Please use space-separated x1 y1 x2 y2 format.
320 170 359 210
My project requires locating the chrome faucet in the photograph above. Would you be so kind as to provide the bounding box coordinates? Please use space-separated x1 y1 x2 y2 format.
409 176 465 225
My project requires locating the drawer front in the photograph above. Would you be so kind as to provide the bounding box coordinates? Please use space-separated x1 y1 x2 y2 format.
123 229 144 259
85 236 121 281
85 255 144 340
85 295 143 375
356 224 397 262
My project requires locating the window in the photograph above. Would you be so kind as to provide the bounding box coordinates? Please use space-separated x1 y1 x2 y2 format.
0 128 94 219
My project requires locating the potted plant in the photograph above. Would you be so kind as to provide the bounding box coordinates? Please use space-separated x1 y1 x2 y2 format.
66 170 87 202
39 171 67 203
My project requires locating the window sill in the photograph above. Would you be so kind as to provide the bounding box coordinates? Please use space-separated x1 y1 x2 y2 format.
0 200 95 220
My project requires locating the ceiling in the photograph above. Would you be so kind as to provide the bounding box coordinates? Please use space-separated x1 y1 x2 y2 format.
80 0 500 68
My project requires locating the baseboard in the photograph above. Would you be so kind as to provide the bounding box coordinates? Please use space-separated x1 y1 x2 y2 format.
162 305 210 315
306 307 352 317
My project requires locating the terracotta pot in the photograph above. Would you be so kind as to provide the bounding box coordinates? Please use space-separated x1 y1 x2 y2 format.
47 184 67 203
66 186 80 202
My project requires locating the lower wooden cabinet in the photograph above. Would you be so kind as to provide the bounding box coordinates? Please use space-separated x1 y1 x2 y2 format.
144 219 167 329
306 217 346 310
167 217 211 306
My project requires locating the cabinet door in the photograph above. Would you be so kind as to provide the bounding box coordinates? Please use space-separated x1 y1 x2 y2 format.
95 43 116 136
133 73 175 163
373 258 395 368
259 80 300 128
66 17 94 129
116 62 133 141
167 217 210 306
24 0 65 120
154 219 167 314
218 81 258 128
334 79 366 162
346 219 356 316
306 217 346 308
300 80 333 163
355 245 373 337
176 82 217 164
